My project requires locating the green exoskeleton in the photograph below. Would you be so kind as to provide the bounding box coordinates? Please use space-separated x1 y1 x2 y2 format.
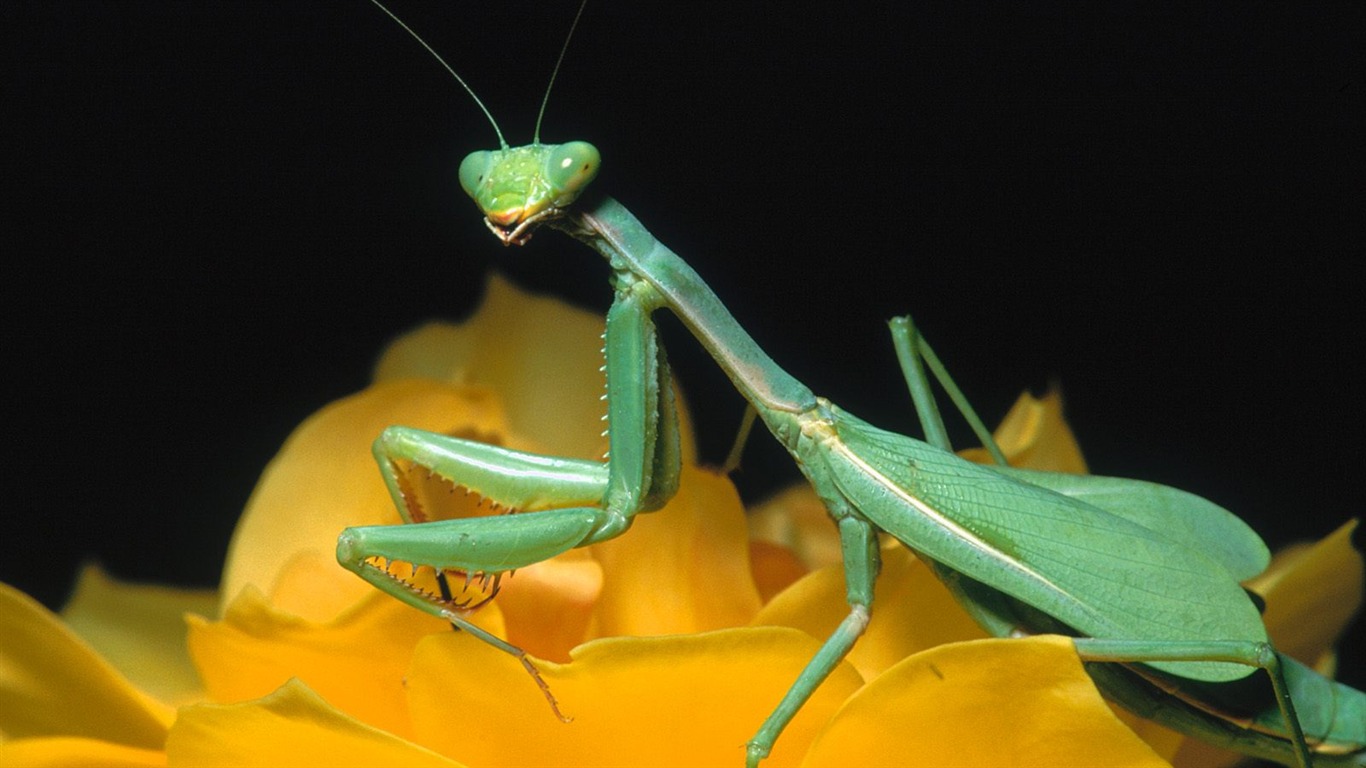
336 3 1365 765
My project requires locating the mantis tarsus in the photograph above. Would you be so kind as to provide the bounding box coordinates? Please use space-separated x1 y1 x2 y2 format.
337 3 1365 765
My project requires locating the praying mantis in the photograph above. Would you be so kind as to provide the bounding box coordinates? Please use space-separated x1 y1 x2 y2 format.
335 2 1365 765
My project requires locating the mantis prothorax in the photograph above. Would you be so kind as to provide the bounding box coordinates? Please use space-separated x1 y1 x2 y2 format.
336 3 1366 765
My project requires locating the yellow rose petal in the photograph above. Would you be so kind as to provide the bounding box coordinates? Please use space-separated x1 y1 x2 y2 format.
376 274 679 462
1249 519 1363 667
166 678 463 768
749 539 809 603
749 484 846 572
0 582 171 747
60 564 214 707
0 736 166 768
803 636 1169 768
590 466 762 637
220 378 509 622
187 584 471 738
406 627 862 768
960 389 1089 473
495 555 603 662
753 543 986 681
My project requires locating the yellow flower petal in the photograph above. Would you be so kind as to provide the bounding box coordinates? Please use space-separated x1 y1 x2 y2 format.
220 378 510 623
495 555 603 662
1249 519 1363 668
372 274 602 462
405 628 862 768
166 678 463 768
960 388 1089 473
753 543 986 682
803 636 1169 768
375 273 700 463
749 539 810 604
187 583 474 738
0 736 166 768
589 466 762 637
0 581 171 747
59 564 214 707
749 484 847 572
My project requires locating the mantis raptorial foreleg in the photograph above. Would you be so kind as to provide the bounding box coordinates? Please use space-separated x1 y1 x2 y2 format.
337 272 681 706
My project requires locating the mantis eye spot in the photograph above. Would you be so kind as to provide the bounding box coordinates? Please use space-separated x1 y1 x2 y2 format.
544 141 601 202
458 150 496 200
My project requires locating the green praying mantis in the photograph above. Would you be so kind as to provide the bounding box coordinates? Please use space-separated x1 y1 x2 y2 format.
335 3 1365 765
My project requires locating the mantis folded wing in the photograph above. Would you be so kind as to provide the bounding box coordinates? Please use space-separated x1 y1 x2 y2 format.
895 320 1366 767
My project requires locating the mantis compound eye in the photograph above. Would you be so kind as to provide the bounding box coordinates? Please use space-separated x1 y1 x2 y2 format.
458 150 495 199
544 141 601 205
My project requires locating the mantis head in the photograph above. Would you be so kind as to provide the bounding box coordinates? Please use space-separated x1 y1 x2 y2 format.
365 0 596 245
459 141 601 245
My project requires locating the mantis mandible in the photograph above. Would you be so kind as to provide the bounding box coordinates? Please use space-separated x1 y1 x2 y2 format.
336 3 1366 765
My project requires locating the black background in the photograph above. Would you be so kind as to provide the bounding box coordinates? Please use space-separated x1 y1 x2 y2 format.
4 2 1361 690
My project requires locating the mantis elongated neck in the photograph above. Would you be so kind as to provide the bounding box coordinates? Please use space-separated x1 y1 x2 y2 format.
564 195 818 415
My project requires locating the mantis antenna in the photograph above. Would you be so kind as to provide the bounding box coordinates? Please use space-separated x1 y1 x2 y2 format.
533 0 590 144
363 0 508 150
365 0 590 148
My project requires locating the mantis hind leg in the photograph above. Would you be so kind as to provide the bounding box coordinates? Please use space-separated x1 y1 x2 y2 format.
1073 638 1313 768
889 315 1008 464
